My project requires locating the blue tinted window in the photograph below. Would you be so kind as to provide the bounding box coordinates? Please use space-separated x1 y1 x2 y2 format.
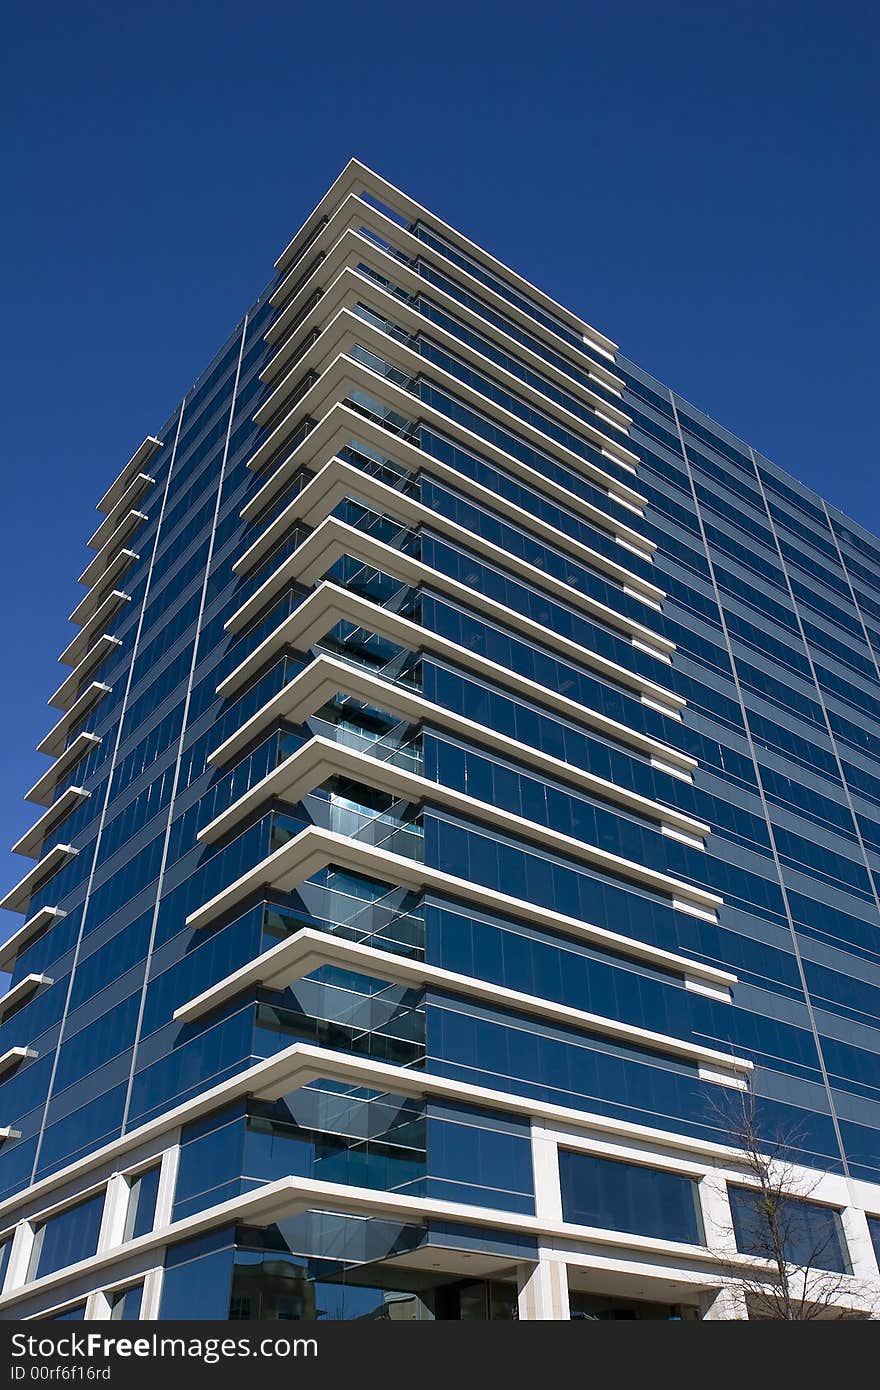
124 1165 161 1241
173 1107 246 1219
110 1283 144 1319
29 1190 105 1280
868 1216 880 1268
559 1150 703 1245
728 1187 851 1274
159 1228 235 1320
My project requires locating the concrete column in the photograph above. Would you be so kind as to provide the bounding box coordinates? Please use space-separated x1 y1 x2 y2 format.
140 1266 164 1320
155 1142 180 1227
4 1221 35 1292
517 1254 571 1320
840 1206 879 1281
530 1123 562 1220
97 1173 130 1252
696 1173 749 1317
520 1124 571 1318
85 1289 112 1320
699 1284 749 1320
698 1171 738 1255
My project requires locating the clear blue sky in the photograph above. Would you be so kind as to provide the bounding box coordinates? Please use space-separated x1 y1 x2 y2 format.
1 0 877 901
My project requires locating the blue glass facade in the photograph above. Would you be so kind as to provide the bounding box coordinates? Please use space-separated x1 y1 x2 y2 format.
0 161 878 1321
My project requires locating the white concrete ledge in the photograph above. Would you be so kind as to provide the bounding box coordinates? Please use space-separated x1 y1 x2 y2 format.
9 1038 866 1254
273 161 620 366
217 581 693 770
1 1163 775 1316
232 507 678 694
89 475 154 550
242 398 657 569
78 512 148 590
49 637 122 712
0 975 52 1024
695 1065 748 1092
5 1039 874 1315
69 553 139 628
259 268 633 458
236 505 672 677
249 308 641 488
209 653 706 837
197 734 718 913
242 406 662 603
0 908 66 972
266 238 631 449
236 458 671 656
28 732 101 804
229 520 679 714
96 437 162 517
59 592 129 668
37 691 109 760
185 825 721 977
13 787 89 859
0 845 78 914
0 1039 748 1237
0 1047 37 1080
173 927 742 1073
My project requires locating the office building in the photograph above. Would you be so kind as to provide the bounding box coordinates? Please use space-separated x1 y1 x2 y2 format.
1 161 879 1319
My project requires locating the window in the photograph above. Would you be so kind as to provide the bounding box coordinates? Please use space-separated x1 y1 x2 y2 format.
0 1236 12 1291
868 1215 880 1269
158 1228 236 1320
559 1150 704 1246
110 1283 144 1319
124 1165 161 1242
28 1191 105 1282
728 1187 851 1274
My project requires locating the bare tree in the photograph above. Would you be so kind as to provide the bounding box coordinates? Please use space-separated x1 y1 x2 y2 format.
709 1087 875 1320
